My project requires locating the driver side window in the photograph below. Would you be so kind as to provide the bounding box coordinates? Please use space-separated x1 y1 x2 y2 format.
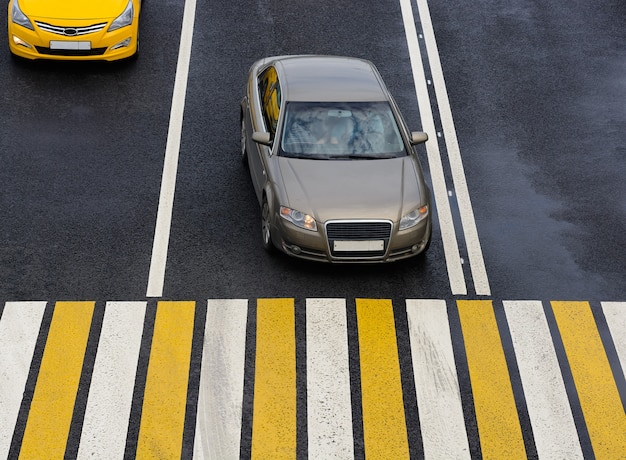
258 66 281 137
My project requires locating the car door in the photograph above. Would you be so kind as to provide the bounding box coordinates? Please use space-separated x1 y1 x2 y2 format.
248 65 281 199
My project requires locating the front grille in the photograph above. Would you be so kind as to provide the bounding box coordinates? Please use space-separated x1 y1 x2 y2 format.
326 220 392 259
326 221 391 239
35 46 107 56
35 21 107 36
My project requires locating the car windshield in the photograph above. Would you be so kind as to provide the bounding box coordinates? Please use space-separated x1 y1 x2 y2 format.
279 102 407 159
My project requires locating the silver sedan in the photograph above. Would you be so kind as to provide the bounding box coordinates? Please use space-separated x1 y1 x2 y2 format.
240 55 432 262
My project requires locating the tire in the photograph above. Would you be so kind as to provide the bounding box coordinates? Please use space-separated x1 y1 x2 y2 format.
261 198 274 252
240 117 248 164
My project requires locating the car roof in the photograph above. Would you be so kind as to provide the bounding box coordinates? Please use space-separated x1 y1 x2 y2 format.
270 55 390 102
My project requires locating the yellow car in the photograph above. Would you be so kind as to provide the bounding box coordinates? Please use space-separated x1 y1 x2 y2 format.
8 0 140 61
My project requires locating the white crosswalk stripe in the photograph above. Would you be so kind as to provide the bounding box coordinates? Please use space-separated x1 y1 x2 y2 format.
306 298 354 459
0 301 46 460
602 301 626 380
194 299 248 460
407 299 471 459
504 300 583 459
77 302 146 460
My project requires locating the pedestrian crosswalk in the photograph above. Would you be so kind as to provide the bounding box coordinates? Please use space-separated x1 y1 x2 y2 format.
1 299 625 459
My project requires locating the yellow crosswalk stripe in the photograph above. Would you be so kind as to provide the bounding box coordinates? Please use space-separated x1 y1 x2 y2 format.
356 298 410 459
136 301 195 459
551 301 626 459
19 301 95 459
457 300 526 459
251 298 296 459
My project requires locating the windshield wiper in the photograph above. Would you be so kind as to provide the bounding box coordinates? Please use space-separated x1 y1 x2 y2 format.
336 154 379 160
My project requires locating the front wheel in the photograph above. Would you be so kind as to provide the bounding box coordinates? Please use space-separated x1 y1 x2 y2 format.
261 198 274 252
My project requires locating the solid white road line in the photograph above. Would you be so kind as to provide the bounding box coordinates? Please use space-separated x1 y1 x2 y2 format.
602 301 626 379
146 0 197 298
0 301 46 459
400 0 467 295
306 299 355 459
503 301 583 459
77 302 147 460
406 299 471 459
415 0 491 296
193 299 248 460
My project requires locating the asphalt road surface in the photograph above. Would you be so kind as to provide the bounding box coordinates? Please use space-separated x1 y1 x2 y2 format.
1 0 624 458
1 0 624 301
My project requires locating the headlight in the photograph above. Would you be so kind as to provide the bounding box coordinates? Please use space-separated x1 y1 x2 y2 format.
280 206 317 231
11 0 34 30
399 205 428 230
108 0 134 32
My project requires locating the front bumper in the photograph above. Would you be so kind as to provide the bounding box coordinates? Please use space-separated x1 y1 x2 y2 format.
272 215 431 263
8 15 138 61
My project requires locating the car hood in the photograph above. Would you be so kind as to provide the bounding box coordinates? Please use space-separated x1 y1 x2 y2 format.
277 156 423 223
19 0 129 20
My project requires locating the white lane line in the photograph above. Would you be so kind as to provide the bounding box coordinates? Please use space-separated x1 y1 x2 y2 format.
415 0 491 296
0 301 46 459
503 301 583 459
146 0 197 298
306 299 354 459
406 299 470 459
602 301 626 380
77 302 147 460
400 0 467 295
193 299 248 460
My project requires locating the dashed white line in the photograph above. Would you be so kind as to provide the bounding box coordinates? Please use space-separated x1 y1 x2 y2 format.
401 0 491 295
400 0 467 295
415 0 491 296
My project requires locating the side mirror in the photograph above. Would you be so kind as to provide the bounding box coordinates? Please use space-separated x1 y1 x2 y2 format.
252 131 272 146
410 131 429 145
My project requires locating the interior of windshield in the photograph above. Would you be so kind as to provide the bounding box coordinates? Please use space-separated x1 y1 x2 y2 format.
280 102 407 159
